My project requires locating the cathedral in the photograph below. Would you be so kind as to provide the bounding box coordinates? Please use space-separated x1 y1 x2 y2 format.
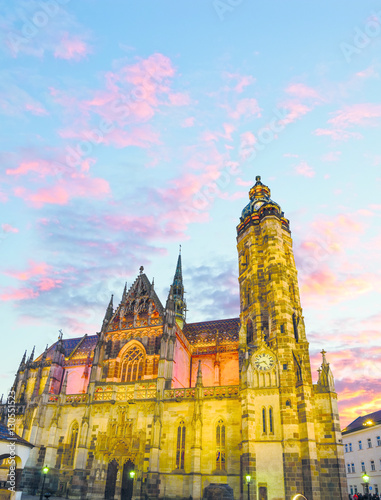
4 176 347 500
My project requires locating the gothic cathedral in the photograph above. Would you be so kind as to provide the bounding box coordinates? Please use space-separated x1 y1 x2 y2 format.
5 177 347 500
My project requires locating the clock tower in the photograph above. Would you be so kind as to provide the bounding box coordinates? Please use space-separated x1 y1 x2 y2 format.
237 176 347 499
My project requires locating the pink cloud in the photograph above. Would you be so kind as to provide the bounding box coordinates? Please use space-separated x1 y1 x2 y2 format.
283 153 299 158
229 98 261 120
224 73 255 93
321 151 342 162
1 260 62 301
0 288 39 301
5 261 49 281
168 92 191 106
313 128 363 141
54 32 91 61
294 161 315 178
285 83 323 101
1 224 18 233
279 100 311 125
25 102 49 116
240 131 256 146
14 175 110 208
328 103 381 129
6 159 59 177
235 177 253 187
181 117 195 128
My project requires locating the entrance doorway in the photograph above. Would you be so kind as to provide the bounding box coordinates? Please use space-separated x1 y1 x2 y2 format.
121 460 135 500
105 459 118 500
258 486 268 500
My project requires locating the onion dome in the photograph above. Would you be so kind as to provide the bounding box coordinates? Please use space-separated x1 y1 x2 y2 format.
237 175 290 236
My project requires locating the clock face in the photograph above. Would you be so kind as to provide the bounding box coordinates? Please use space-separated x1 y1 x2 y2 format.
254 353 275 371
253 201 264 211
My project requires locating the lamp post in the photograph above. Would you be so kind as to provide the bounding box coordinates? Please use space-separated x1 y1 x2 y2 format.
245 473 251 500
362 472 370 496
129 470 136 480
39 465 49 500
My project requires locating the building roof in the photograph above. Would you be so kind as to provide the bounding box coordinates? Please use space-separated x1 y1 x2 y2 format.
183 318 240 346
35 335 98 363
0 422 33 448
342 410 381 434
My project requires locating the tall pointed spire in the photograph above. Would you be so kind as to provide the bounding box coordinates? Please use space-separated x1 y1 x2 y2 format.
28 346 35 364
171 247 186 328
102 294 114 331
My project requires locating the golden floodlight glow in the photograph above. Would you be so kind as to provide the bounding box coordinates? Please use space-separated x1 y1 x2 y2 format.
363 420 374 426
292 495 308 500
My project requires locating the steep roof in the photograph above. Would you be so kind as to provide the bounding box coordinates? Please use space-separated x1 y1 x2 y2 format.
35 335 98 364
342 410 381 434
0 422 33 448
183 318 240 346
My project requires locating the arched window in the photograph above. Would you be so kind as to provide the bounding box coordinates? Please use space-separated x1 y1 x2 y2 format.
262 407 267 434
120 345 144 382
269 407 274 434
67 421 79 467
216 419 226 470
175 421 186 470
247 319 253 344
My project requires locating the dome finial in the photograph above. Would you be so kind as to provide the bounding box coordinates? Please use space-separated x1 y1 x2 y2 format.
255 175 261 182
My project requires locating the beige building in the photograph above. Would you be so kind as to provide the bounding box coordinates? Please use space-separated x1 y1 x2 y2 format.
1 176 347 500
342 411 381 497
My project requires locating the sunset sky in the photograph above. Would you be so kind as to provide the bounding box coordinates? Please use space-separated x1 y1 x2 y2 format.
1 0 380 427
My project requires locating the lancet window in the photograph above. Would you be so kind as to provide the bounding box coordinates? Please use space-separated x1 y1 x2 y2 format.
175 421 186 470
216 419 226 470
67 421 79 467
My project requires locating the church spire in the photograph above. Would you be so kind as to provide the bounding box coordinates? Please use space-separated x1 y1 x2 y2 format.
101 294 114 331
172 247 186 328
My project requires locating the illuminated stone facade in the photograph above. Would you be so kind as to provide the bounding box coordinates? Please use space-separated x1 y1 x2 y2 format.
2 177 347 500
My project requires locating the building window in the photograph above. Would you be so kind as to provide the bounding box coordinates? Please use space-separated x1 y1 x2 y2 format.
262 407 267 434
375 485 379 494
247 319 253 344
351 463 355 473
361 461 365 472
292 313 299 342
368 438 372 448
349 442 352 452
121 345 144 382
345 444 348 453
269 407 274 434
347 464 351 473
175 421 186 470
67 421 79 467
354 486 357 494
350 486 354 495
216 419 226 470
371 460 376 471
359 440 362 450
377 435 381 446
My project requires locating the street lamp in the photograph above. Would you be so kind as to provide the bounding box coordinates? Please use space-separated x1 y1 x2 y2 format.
129 470 136 479
362 472 370 496
245 473 251 500
39 465 49 500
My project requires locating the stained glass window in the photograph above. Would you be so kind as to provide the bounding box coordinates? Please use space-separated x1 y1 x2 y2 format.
121 345 144 382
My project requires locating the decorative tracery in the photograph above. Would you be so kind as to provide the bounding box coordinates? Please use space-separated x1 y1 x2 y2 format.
120 345 144 382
